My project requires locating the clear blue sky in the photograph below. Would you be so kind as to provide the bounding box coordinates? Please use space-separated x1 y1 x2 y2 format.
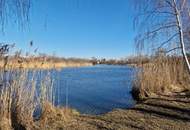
1 0 136 59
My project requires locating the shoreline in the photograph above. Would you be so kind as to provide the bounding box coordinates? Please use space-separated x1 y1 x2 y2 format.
49 95 190 130
17 93 189 130
3 95 189 130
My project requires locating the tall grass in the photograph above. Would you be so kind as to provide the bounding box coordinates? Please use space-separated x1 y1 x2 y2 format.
132 56 190 100
0 45 56 130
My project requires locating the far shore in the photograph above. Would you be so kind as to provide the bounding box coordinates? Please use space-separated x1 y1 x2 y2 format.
0 60 93 69
0 58 140 69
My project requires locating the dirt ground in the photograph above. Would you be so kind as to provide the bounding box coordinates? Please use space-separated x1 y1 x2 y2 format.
35 93 190 130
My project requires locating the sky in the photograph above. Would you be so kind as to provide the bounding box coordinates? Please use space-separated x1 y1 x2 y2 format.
0 0 136 59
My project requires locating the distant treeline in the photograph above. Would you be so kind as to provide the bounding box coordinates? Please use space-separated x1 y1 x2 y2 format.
91 54 190 66
90 56 150 66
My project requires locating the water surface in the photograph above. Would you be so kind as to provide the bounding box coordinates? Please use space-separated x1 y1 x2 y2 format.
53 65 136 115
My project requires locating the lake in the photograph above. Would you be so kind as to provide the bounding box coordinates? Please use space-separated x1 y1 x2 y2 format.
52 65 136 115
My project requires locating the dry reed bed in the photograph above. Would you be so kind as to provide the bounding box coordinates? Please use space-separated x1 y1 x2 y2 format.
0 52 94 130
132 56 190 100
0 68 52 130
0 60 93 69
0 55 76 130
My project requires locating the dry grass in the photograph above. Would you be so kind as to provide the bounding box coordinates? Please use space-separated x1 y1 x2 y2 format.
132 56 190 100
0 51 68 130
0 57 92 69
35 102 80 130
0 67 55 129
0 43 89 130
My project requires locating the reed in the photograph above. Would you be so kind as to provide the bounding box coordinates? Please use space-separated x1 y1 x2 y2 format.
0 56 93 69
132 56 190 100
0 45 57 130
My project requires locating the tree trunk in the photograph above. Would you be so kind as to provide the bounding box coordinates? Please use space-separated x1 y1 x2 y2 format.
173 0 190 74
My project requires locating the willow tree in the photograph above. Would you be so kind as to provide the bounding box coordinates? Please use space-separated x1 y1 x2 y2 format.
0 0 31 31
134 0 190 74
0 0 31 56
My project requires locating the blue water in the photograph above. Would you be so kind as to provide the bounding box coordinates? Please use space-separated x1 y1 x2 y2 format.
52 65 136 115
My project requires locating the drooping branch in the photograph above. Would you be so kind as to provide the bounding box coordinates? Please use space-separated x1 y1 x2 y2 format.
137 23 177 43
166 46 181 53
157 33 179 49
164 0 175 9
146 24 176 36
0 0 31 32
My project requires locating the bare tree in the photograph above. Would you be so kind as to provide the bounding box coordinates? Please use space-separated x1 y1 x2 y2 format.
134 0 190 74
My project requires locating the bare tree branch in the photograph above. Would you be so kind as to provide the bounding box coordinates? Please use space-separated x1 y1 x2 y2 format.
166 46 181 53
146 24 177 36
164 0 175 9
0 0 31 32
157 33 179 49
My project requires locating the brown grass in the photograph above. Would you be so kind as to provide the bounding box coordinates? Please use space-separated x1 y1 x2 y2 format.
0 57 93 69
132 56 190 100
0 69 54 129
0 52 70 130
0 43 92 129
